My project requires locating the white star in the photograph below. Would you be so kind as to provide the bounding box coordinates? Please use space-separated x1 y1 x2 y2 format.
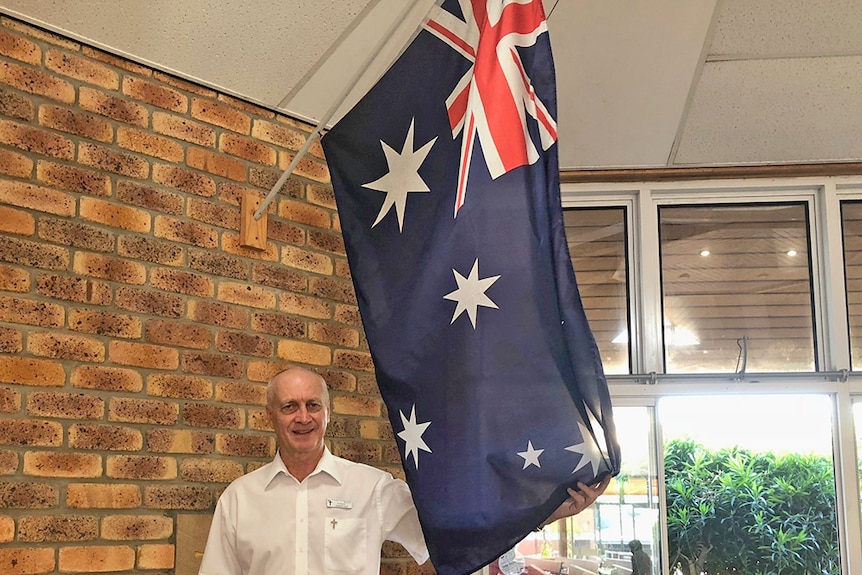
565 421 604 477
363 118 437 232
443 259 500 328
517 441 544 470
397 404 432 470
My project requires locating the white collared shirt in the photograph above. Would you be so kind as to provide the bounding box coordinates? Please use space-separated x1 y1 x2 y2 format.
198 448 429 575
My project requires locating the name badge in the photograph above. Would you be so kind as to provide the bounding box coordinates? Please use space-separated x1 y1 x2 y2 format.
326 498 353 510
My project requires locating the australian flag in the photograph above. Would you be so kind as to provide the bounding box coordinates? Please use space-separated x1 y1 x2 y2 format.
321 1 621 573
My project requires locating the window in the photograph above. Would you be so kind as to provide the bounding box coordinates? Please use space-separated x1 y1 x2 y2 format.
842 201 862 370
565 207 631 374
658 203 815 373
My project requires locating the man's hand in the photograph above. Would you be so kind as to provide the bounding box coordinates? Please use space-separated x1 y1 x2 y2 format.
540 474 612 527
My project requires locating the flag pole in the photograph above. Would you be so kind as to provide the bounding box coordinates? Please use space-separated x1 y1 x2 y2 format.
253 0 437 220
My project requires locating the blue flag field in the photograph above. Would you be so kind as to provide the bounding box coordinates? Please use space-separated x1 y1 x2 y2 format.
321 1 621 573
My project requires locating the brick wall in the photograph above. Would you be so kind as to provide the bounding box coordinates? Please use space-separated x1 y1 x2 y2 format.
0 15 430 575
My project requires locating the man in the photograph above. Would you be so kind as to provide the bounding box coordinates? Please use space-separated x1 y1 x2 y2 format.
629 540 652 575
199 367 608 575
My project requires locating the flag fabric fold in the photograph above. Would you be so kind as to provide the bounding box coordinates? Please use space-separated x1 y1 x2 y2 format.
321 1 621 573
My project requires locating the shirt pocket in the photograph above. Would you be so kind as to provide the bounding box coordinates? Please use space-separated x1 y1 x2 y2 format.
324 516 367 572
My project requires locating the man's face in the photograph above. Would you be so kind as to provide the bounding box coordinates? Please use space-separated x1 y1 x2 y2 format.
266 369 330 461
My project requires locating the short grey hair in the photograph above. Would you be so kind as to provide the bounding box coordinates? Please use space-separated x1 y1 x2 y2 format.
265 367 330 407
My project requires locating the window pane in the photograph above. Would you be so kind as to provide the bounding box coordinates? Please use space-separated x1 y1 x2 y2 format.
659 203 815 373
842 201 862 369
565 207 630 374
853 401 862 530
659 394 839 575
489 407 660 575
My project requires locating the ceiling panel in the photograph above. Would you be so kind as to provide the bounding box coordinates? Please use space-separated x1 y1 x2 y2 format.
674 55 862 166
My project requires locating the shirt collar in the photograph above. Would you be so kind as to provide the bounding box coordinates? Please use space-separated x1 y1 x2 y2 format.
264 447 342 487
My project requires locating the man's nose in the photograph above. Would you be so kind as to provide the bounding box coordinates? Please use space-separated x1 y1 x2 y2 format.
295 405 312 422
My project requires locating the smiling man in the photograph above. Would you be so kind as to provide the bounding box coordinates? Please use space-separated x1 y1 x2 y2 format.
198 367 607 575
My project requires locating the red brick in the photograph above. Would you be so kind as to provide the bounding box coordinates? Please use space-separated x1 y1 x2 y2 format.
334 258 352 279
281 245 333 275
81 46 152 76
37 104 112 143
152 163 216 197
191 98 251 133
79 197 151 232
220 132 276 165
216 330 273 357
123 76 187 112
216 433 275 458
278 198 331 228
108 340 179 370
3 18 79 48
247 408 274 431
114 286 184 317
153 215 218 248
182 403 244 429
0 547 55 575
0 148 33 177
37 160 111 196
69 424 142 451
147 374 212 400
278 150 330 183
117 236 184 267
0 418 62 446
146 429 214 454
0 295 64 327
0 204 34 235
24 452 102 478
143 485 211 509
334 349 375 372
279 292 332 319
308 229 345 255
0 264 29 292
38 217 114 252
117 126 184 162
66 483 141 509
0 179 75 216
218 93 274 117
188 300 249 329
0 61 74 103
360 420 395 441
187 147 246 182
249 166 302 196
106 455 177 480
188 248 248 279
116 180 183 215
221 232 279 261
307 184 337 209
45 49 119 89
73 252 146 284
215 381 266 405
0 28 41 64
0 326 22 353
0 118 74 159
68 308 142 339
153 111 215 146
26 391 105 419
71 365 142 393
180 457 244 483
59 545 135 573
246 360 291 384
252 119 305 150
101 514 173 540
310 276 356 304
357 375 379 396
309 322 360 347
251 263 306 292
251 312 306 338
153 71 215 97
277 339 331 366
181 352 243 379
138 543 175 570
150 268 213 299
0 514 12 541
145 319 210 349
79 86 148 127
78 142 149 178
18 514 98 542
0 387 21 412
218 281 276 309
188 197 240 230
0 357 64 387
36 274 111 305
332 440 381 464
332 394 382 417
0 236 69 270
0 86 35 121
0 481 58 508
108 397 177 425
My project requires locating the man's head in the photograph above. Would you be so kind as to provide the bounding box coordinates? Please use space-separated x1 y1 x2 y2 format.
265 367 330 463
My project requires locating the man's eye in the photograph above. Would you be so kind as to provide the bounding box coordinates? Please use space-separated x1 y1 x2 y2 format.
308 403 322 412
281 404 297 414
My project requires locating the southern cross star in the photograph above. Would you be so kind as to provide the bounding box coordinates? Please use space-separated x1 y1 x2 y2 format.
443 259 500 328
565 421 604 477
397 404 432 470
517 440 544 470
362 118 437 232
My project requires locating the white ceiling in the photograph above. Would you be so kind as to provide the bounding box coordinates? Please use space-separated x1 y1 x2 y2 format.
1 0 861 171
